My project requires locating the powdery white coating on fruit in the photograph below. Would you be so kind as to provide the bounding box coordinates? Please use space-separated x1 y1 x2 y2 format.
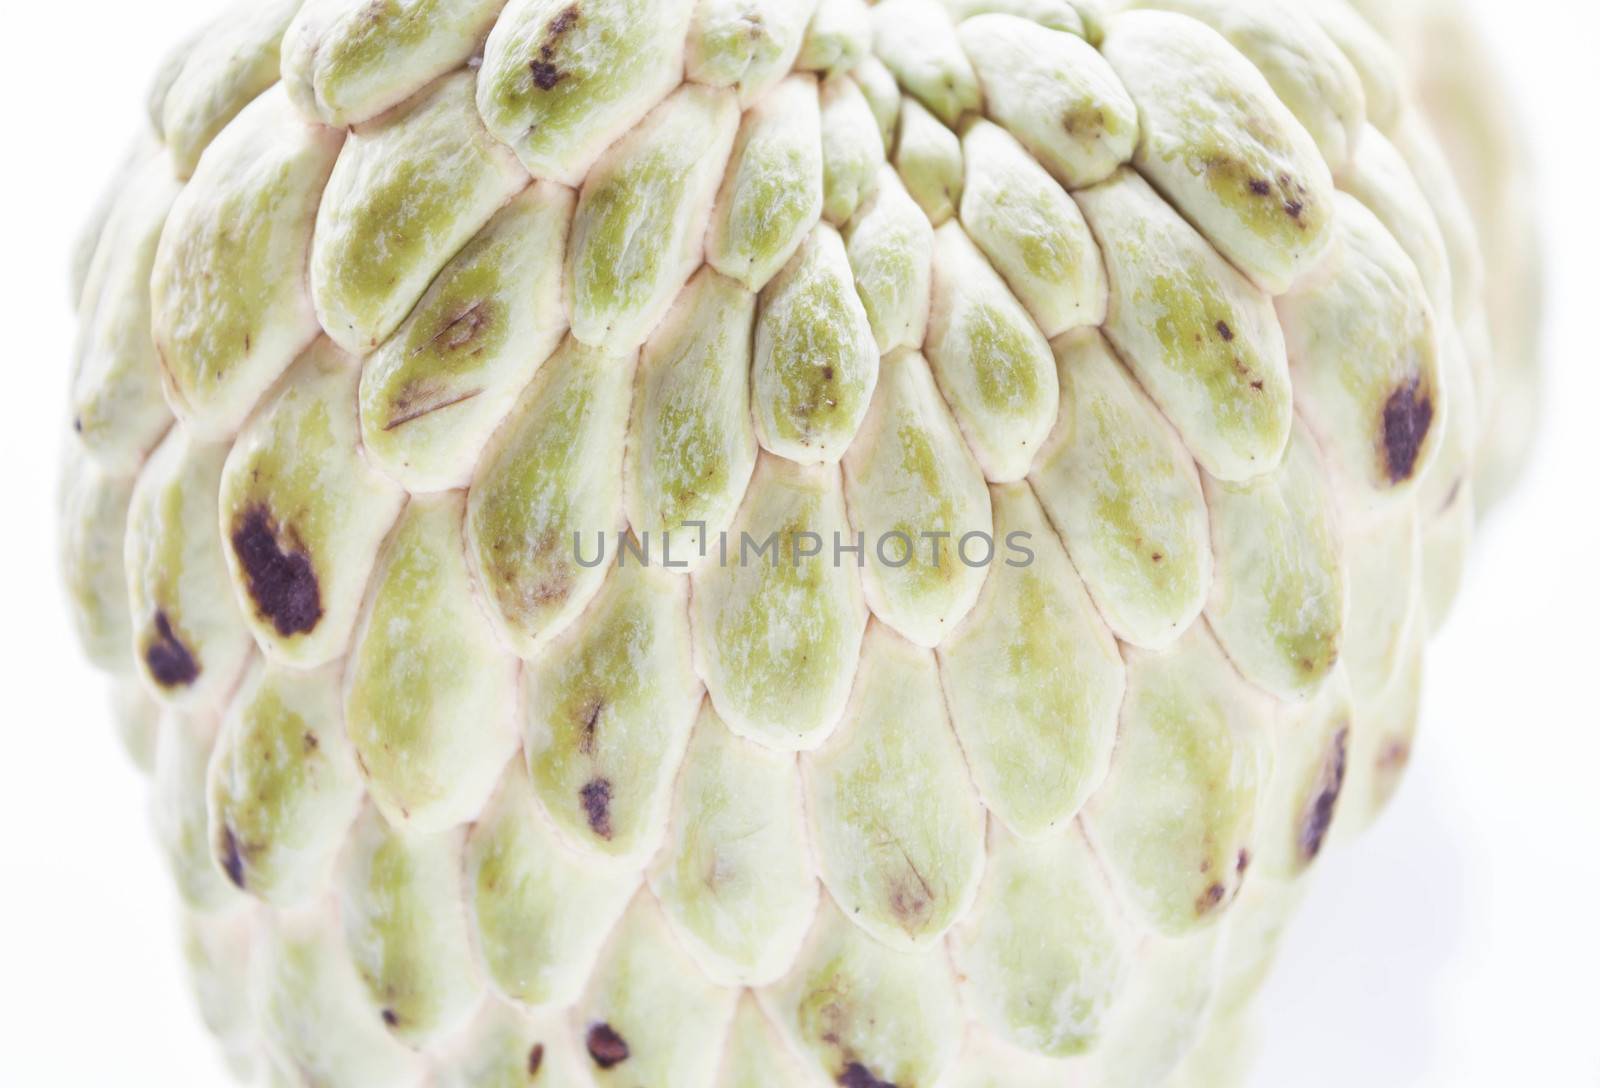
764 896 964 1086
71 151 179 472
59 1 1530 1082
124 430 253 708
566 84 740 350
477 0 695 185
150 89 343 441
844 166 934 352
1340 123 1454 316
1082 924 1224 1088
1342 501 1422 698
687 0 819 103
940 0 1085 36
959 14 1138 190
466 758 637 1007
1131 0 1367 172
345 493 520 833
796 0 872 76
283 0 507 128
219 339 406 667
311 72 528 355
1254 669 1353 877
160 0 302 179
1078 168 1293 482
1084 625 1271 936
951 823 1132 1056
154 709 245 912
1031 330 1212 650
577 892 741 1086
817 73 884 225
1277 190 1442 504
869 0 979 126
207 659 363 905
752 225 879 464
466 337 635 656
924 222 1059 482
714 993 814 1087
520 555 702 859
254 907 424 1086
337 807 484 1044
894 98 964 226
842 348 991 647
1202 421 1347 702
59 447 136 671
939 483 1124 837
180 908 257 1077
690 456 867 750
1102 9 1336 294
432 999 591 1088
960 120 1109 339
650 703 818 986
804 624 986 949
359 181 574 493
625 267 760 551
851 55 901 151
705 75 825 292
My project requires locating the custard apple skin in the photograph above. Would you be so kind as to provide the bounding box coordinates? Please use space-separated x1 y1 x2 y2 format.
59 0 1532 1084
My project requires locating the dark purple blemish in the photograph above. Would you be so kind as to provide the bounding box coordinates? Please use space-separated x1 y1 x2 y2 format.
145 610 199 688
586 1023 629 1069
219 825 247 889
232 507 322 637
581 778 614 839
1299 727 1350 862
1215 320 1234 341
530 5 580 90
528 1043 545 1076
838 1062 898 1088
381 1008 400 1028
529 61 566 90
1248 178 1272 196
1382 378 1435 483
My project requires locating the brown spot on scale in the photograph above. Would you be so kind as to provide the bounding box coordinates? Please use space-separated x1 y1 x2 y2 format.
383 386 485 431
1376 739 1411 773
528 1043 545 1076
580 778 614 839
219 825 247 889
1236 848 1251 874
424 300 493 355
145 610 199 688
1061 104 1106 137
530 60 566 90
1248 177 1271 196
530 4 581 90
381 1008 400 1028
586 1023 629 1069
1299 726 1350 863
1381 378 1435 483
838 1061 898 1088
232 507 322 637
1195 881 1227 916
1215 320 1234 342
578 698 604 755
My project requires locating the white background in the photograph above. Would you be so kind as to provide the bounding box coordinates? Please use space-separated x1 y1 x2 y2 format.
0 2 1595 1085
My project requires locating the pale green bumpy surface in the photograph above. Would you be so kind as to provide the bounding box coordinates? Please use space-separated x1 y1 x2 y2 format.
61 0 1532 1084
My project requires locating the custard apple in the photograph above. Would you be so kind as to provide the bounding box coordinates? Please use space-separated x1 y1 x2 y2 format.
59 0 1534 1084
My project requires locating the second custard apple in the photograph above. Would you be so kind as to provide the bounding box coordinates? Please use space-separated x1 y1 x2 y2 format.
60 0 1533 1084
